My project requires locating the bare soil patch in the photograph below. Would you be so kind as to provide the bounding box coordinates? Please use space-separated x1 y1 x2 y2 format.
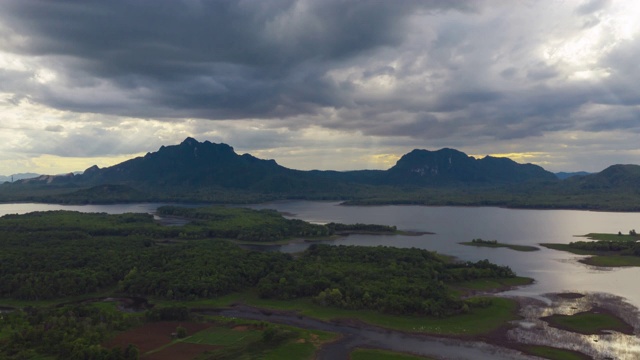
143 342 221 360
104 321 212 354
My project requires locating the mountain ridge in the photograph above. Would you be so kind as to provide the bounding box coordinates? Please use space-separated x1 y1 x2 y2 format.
5 137 640 211
20 137 558 189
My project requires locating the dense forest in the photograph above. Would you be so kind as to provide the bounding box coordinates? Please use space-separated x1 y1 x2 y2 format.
0 207 520 359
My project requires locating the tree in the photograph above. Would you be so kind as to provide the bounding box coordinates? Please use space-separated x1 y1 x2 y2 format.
176 326 187 339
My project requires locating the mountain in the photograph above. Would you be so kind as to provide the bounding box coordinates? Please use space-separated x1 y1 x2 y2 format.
564 165 640 189
11 138 559 192
0 173 40 183
555 171 590 180
383 148 557 185
5 137 640 210
15 138 354 199
79 137 289 188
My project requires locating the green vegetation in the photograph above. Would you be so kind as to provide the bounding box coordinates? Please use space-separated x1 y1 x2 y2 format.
460 238 539 252
185 321 333 360
541 230 640 267
185 291 521 336
186 326 261 346
350 348 434 360
580 256 640 267
582 232 640 242
257 245 518 317
542 310 634 335
156 205 333 242
520 345 591 360
0 208 531 358
0 303 141 360
449 277 534 296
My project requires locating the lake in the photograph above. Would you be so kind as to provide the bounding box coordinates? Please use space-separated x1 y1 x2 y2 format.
2 201 640 309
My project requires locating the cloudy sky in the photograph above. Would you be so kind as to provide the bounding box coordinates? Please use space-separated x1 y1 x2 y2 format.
1 0 639 175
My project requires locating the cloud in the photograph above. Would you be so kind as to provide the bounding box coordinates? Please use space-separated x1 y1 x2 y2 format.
0 0 639 174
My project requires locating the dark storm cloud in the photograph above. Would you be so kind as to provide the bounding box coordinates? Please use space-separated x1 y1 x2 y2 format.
1 0 640 161
0 0 472 119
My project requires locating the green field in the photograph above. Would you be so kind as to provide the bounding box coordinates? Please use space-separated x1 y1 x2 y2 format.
542 310 633 335
521 345 591 360
541 239 640 267
580 255 640 267
581 233 640 242
182 321 335 360
186 326 263 346
183 291 521 336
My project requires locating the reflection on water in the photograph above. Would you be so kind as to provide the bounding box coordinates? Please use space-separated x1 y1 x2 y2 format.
248 201 640 310
510 293 640 360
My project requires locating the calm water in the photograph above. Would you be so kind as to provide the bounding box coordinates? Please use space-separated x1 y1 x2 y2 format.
247 201 640 309
2 201 640 308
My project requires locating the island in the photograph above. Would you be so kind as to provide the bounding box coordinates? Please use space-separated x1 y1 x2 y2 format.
460 238 539 252
541 231 640 267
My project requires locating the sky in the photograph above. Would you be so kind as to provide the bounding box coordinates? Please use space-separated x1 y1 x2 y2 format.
1 0 640 176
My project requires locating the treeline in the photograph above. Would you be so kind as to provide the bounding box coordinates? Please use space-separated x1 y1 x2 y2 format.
257 245 515 317
471 238 498 245
157 205 332 241
567 240 640 256
326 222 397 233
0 304 140 360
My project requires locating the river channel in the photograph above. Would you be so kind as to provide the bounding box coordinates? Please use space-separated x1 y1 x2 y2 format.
2 201 639 359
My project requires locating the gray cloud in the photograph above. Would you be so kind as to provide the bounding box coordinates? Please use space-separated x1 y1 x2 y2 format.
0 0 471 120
0 0 639 173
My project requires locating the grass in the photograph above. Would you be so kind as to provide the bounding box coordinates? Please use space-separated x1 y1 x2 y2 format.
580 255 640 267
539 243 594 255
541 243 640 267
186 326 262 346
542 310 633 335
197 291 520 336
521 345 591 360
581 233 640 242
182 320 335 360
0 326 11 341
459 241 539 252
350 348 434 360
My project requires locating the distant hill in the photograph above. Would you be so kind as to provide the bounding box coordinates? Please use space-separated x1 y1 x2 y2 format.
6 138 640 210
15 138 556 191
12 138 559 190
384 148 557 185
555 171 590 180
563 165 640 189
0 173 40 183
78 137 290 188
